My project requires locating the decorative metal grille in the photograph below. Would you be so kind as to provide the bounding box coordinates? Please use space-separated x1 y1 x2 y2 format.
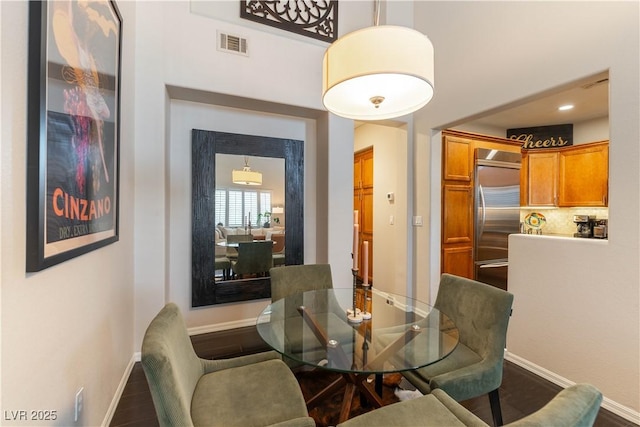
241 1 338 43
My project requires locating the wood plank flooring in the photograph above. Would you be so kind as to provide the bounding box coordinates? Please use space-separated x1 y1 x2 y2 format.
110 326 636 427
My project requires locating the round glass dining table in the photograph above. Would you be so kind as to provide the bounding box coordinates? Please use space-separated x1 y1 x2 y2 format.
256 288 459 422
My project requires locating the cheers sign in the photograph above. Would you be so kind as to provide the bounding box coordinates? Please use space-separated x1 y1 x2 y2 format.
507 124 573 149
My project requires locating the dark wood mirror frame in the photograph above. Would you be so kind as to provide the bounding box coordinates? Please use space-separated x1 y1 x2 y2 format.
192 129 304 307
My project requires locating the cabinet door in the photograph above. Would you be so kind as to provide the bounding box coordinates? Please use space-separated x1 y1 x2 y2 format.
442 246 473 279
524 151 558 206
443 136 472 181
442 184 473 244
558 143 609 207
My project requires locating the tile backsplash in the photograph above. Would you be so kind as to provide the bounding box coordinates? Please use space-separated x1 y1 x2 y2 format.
520 208 608 235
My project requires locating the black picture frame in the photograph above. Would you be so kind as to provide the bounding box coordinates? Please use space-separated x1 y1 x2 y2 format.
26 0 122 272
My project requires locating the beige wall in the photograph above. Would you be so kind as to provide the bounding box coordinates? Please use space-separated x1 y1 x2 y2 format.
354 123 410 297
0 2 137 425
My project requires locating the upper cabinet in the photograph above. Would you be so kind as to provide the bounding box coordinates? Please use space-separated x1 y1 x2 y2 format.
522 141 609 207
443 135 473 181
521 151 559 206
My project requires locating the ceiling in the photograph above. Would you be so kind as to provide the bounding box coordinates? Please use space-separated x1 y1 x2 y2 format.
466 71 609 130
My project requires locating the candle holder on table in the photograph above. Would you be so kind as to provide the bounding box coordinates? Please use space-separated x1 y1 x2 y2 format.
361 283 372 320
347 268 363 323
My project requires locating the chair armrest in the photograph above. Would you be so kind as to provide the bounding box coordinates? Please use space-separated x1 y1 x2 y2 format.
506 384 602 427
200 350 281 374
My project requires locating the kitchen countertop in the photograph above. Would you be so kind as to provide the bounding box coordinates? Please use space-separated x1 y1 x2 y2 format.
511 233 608 242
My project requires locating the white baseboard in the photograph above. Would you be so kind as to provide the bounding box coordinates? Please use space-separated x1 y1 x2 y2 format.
101 354 137 427
506 352 640 425
187 317 257 336
101 320 257 426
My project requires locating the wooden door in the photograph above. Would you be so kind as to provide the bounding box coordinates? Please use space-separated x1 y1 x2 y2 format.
354 148 374 284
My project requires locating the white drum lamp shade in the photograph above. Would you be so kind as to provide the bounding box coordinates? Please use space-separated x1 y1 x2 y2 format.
322 25 434 121
232 157 262 185
232 168 262 185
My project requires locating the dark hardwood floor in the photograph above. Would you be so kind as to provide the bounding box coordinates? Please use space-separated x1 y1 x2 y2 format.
110 326 636 427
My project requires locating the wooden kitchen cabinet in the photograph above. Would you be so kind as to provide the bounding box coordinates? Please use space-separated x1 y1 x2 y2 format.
521 150 559 206
442 246 474 279
521 141 609 207
442 184 473 244
443 135 472 181
558 141 608 206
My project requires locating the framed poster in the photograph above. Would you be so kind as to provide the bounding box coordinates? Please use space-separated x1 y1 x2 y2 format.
26 0 122 272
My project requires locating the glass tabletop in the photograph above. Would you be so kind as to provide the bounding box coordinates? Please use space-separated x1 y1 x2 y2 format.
256 288 459 375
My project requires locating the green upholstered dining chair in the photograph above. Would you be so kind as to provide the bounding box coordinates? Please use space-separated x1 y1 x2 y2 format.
401 273 514 427
231 240 273 279
272 234 286 266
337 383 603 427
269 264 352 369
214 256 231 280
225 233 253 259
270 263 333 302
141 302 315 427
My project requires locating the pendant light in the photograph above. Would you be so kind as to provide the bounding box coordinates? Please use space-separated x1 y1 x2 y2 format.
232 157 262 186
322 0 434 120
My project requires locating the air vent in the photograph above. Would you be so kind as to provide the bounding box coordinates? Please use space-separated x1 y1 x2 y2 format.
581 78 609 89
218 31 248 56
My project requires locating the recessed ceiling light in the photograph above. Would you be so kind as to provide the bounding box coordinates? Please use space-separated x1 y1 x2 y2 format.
558 104 574 111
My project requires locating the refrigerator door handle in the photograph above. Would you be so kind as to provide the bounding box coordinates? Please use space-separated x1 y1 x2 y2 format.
478 184 486 240
479 262 509 268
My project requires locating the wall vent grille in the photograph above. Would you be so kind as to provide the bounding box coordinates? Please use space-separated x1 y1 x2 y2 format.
218 32 248 56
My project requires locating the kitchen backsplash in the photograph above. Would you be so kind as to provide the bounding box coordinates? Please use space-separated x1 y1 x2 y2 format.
520 208 609 235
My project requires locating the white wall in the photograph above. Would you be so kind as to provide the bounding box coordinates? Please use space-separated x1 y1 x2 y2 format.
0 1 136 425
414 0 639 418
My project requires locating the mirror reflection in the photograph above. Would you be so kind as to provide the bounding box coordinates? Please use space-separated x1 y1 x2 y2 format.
214 154 286 281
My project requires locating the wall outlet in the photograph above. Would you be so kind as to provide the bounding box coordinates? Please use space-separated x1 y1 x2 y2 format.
75 387 84 422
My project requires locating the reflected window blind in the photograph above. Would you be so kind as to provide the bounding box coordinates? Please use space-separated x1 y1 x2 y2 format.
244 191 258 225
228 190 243 226
260 192 272 215
215 190 226 226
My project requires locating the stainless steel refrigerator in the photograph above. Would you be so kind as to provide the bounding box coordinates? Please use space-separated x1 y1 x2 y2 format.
474 149 521 290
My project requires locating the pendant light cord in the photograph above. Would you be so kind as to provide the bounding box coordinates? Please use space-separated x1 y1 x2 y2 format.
373 0 380 26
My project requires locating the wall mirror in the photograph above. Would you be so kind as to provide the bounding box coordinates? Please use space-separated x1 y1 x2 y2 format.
192 129 304 307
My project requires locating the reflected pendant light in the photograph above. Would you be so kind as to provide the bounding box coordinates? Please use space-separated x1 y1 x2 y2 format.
322 2 434 120
232 157 262 186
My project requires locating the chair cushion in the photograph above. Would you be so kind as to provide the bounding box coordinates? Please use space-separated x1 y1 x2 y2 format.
402 341 482 393
191 359 309 427
337 391 488 427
